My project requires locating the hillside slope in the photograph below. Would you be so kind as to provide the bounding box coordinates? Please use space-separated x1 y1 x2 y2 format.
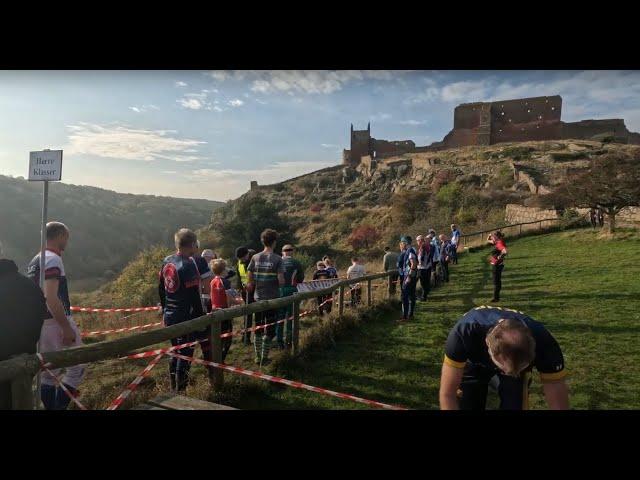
0 175 223 290
204 140 640 259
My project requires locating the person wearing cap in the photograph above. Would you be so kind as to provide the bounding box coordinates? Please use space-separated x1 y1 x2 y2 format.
313 261 333 315
399 235 418 322
276 244 304 349
234 246 254 345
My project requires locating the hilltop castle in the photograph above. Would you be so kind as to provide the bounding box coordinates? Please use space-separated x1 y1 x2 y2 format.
342 95 640 167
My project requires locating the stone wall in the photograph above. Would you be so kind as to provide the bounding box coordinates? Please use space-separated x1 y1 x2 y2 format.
505 204 559 224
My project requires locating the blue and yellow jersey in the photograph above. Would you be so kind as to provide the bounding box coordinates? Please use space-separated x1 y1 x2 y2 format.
444 306 567 382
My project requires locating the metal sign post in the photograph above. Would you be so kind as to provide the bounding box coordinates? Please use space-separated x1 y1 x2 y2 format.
28 149 63 409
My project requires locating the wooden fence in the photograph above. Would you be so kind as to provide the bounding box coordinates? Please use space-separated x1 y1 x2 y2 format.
458 217 561 249
0 271 395 410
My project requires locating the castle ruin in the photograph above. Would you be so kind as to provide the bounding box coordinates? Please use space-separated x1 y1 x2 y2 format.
342 95 640 167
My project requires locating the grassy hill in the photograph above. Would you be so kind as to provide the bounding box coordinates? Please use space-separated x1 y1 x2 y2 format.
0 175 223 291
74 228 640 410
204 140 639 266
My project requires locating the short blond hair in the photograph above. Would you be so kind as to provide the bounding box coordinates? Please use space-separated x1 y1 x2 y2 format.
211 259 227 276
486 319 536 376
174 228 197 249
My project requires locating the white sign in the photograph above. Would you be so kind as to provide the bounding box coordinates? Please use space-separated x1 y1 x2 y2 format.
28 150 63 181
296 278 341 293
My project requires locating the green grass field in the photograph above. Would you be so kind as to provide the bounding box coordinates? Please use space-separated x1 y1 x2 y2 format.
221 227 640 410
77 227 640 410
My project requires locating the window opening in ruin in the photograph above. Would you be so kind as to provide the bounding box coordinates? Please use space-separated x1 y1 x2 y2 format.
527 109 531 113
501 112 505 116
551 106 555 110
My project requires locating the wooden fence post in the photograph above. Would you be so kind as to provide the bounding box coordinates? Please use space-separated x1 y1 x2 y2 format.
209 319 224 390
11 370 34 410
339 285 345 318
291 300 300 354
367 279 372 307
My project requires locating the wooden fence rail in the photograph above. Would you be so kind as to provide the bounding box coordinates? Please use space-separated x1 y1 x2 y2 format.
459 217 561 249
0 271 394 409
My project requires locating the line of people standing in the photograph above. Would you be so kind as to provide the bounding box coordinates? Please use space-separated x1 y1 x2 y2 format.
390 225 460 322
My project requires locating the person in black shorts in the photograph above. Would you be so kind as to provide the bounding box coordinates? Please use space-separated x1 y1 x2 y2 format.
439 306 569 410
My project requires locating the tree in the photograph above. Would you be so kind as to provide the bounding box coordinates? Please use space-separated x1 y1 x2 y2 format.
538 153 640 233
390 190 431 226
347 225 381 251
217 196 296 256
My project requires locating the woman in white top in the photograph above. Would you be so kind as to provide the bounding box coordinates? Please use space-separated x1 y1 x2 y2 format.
346 257 366 306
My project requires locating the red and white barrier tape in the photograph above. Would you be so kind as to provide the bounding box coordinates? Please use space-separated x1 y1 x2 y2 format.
36 353 88 410
106 354 165 410
165 352 408 410
71 306 160 313
120 339 203 360
82 321 163 338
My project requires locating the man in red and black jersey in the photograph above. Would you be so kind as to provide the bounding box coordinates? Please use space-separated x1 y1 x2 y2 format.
488 231 508 302
158 228 206 391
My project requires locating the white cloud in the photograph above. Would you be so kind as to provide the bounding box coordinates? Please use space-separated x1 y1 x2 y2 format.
65 123 206 162
178 98 206 110
398 119 427 126
228 99 244 107
175 81 188 87
162 170 178 174
255 98 268 105
177 90 214 110
226 70 404 95
128 104 159 113
441 80 490 103
212 106 225 112
370 112 391 122
321 143 339 148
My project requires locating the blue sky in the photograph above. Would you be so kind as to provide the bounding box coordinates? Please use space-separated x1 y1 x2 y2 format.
1 70 640 201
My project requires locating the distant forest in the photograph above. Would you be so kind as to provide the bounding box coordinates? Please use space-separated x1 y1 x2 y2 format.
0 175 223 291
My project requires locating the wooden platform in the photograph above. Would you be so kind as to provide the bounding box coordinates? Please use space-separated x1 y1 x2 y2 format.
134 393 238 410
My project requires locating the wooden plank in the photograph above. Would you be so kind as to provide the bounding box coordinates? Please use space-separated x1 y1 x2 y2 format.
147 393 237 410
339 285 345 317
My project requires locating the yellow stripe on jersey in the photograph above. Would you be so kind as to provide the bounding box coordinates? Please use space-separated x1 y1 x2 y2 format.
444 354 466 369
539 370 568 382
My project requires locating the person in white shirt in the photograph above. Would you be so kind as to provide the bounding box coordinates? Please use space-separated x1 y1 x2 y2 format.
346 257 366 306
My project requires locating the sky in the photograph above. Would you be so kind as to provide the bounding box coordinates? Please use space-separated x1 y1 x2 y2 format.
1 70 640 202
